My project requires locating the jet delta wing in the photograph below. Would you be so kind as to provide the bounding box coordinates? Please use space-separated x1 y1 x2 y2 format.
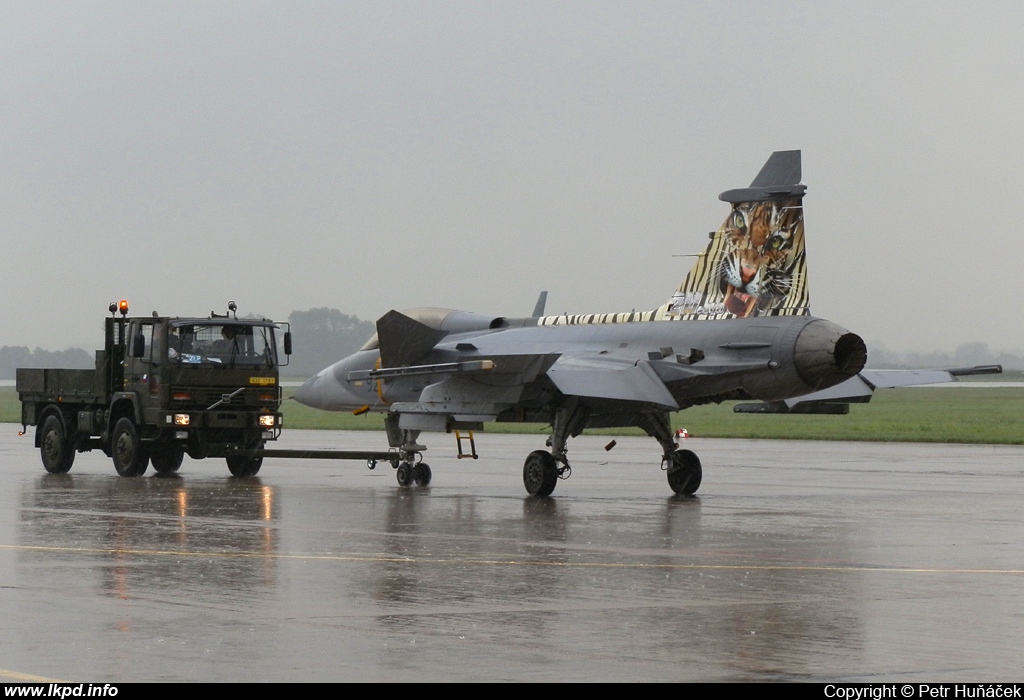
297 150 892 496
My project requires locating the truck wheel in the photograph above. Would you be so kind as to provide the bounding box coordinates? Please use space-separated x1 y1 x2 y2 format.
226 454 262 477
40 414 75 474
112 418 149 477
151 447 184 475
227 437 264 477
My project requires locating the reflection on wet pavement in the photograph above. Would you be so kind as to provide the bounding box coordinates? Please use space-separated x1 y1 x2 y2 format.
1 428 1022 681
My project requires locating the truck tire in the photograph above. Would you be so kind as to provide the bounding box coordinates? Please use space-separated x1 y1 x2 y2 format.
151 446 184 475
226 438 264 477
112 418 149 477
226 453 263 477
40 414 75 474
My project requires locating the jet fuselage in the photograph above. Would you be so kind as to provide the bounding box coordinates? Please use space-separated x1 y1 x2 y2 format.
295 313 864 423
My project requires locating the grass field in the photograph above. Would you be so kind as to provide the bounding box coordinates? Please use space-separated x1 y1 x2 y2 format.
4 385 1022 444
278 386 1024 444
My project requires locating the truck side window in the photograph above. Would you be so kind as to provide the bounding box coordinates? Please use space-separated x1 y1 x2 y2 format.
133 323 156 362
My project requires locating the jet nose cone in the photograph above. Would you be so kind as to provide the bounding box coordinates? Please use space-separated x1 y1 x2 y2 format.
794 319 867 391
293 373 329 410
294 360 370 412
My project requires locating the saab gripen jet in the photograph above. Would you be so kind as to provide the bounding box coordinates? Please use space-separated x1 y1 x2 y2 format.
295 151 996 496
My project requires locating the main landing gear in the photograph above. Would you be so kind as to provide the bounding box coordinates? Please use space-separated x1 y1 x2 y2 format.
520 405 703 497
665 448 702 496
640 410 702 496
520 400 579 497
642 410 702 496
523 450 560 496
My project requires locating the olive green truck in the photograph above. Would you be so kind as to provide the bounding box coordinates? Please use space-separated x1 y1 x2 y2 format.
17 301 291 477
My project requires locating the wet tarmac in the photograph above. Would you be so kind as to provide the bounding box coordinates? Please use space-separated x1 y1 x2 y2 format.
1 425 1022 682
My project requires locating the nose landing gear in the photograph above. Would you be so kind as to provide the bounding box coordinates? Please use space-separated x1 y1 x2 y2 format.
395 460 432 487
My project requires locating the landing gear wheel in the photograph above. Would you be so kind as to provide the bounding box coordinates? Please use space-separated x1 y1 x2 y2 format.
112 418 149 477
396 462 414 487
667 449 702 495
523 450 558 497
151 447 185 475
413 463 432 486
40 414 75 474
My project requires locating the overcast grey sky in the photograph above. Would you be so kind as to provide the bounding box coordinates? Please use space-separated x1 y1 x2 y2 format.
2 1 1021 355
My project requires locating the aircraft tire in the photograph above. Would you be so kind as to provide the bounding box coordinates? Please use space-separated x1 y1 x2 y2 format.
667 449 702 495
523 450 558 497
413 463 432 486
40 414 75 474
112 418 149 477
396 462 414 487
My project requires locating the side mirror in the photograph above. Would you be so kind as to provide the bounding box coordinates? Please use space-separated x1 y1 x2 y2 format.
283 332 292 356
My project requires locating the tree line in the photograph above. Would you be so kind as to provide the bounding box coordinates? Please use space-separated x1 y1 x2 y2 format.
283 308 374 377
0 347 94 379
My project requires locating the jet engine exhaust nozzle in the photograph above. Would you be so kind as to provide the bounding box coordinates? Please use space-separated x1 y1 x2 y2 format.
793 320 867 391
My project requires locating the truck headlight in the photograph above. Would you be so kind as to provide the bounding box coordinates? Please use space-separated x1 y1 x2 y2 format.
173 414 190 426
258 415 276 428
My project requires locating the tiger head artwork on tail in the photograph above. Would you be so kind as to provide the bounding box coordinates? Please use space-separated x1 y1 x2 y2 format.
657 149 809 321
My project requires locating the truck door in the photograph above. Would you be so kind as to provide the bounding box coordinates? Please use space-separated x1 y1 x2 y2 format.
124 320 163 399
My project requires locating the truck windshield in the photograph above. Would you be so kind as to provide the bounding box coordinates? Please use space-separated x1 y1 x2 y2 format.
167 323 278 367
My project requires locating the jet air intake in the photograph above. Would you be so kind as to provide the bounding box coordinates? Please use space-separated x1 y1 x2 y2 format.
793 319 867 390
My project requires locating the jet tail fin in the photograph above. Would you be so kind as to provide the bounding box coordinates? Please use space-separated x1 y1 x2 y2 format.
749 149 802 189
657 150 810 321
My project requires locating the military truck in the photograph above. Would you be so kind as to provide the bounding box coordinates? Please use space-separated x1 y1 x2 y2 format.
17 300 291 477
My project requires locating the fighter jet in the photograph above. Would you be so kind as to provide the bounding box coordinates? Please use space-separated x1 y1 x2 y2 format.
296 150 871 496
